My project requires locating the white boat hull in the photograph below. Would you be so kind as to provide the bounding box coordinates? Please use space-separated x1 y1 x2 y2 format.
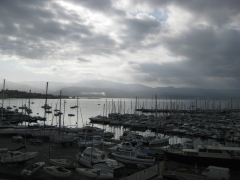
21 162 45 176
44 166 71 177
1 152 38 163
149 137 169 145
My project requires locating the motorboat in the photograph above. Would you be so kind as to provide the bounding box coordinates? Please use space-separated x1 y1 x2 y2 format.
109 142 134 153
109 142 156 157
77 147 108 166
89 115 109 124
139 133 156 145
149 135 169 146
111 146 155 166
50 159 77 168
76 147 125 176
12 135 23 142
76 168 113 179
21 162 45 176
1 150 38 163
77 126 105 136
77 135 103 148
44 166 71 177
163 142 240 169
41 104 51 109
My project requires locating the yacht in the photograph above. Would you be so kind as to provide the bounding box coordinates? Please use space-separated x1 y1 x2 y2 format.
163 142 240 169
111 145 155 166
109 142 135 153
76 147 125 176
139 133 156 145
77 135 103 148
77 126 104 136
1 150 38 163
149 135 169 146
89 115 109 124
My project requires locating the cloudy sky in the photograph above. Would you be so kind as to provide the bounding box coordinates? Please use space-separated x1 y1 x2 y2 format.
0 0 239 89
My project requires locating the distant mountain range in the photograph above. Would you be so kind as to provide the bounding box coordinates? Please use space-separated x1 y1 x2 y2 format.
0 79 239 99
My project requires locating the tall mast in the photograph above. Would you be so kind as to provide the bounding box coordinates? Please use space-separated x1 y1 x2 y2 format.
77 96 79 128
44 82 48 132
63 100 66 128
102 103 105 151
28 90 31 112
1 79 5 122
59 90 62 137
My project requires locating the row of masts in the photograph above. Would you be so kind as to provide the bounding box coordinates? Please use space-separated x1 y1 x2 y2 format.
2 79 240 122
98 96 240 118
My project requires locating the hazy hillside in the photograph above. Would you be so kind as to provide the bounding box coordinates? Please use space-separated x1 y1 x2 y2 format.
1 79 239 99
0 81 42 93
73 80 152 91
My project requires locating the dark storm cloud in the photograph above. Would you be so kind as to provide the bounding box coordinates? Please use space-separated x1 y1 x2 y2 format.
121 0 240 88
0 0 117 60
160 26 240 82
118 14 164 51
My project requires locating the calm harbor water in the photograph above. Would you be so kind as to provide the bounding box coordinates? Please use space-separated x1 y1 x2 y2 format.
3 97 240 147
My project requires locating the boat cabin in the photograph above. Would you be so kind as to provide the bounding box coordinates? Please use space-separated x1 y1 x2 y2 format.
10 151 22 157
105 159 119 167
117 142 134 151
91 135 102 141
182 142 240 158
116 150 137 157
82 147 108 163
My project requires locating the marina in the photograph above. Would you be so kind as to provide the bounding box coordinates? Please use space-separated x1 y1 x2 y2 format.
0 97 240 179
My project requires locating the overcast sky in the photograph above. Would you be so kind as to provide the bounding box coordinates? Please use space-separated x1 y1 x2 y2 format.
0 0 239 89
